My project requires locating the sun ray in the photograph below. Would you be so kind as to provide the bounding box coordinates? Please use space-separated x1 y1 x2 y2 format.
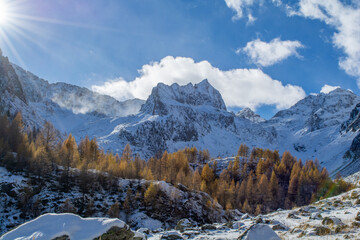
0 28 26 67
12 13 120 33
0 0 123 69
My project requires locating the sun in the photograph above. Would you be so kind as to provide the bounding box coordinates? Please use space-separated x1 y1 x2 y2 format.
0 0 10 26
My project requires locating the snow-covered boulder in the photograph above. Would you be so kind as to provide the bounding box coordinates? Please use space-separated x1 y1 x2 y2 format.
175 219 193 232
0 213 135 240
238 224 281 240
128 211 163 231
287 212 300 219
309 212 322 220
241 213 251 220
232 221 245 229
137 228 150 235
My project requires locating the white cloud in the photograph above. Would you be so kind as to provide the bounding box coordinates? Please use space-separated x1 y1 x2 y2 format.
272 0 283 7
92 56 305 110
291 0 360 85
320 84 340 94
246 13 257 25
240 38 304 67
224 0 286 21
224 0 256 20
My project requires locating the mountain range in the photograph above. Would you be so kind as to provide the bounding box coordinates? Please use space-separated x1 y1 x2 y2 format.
1 51 360 176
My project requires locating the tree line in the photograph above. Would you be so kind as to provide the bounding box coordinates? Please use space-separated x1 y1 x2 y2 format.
0 112 352 215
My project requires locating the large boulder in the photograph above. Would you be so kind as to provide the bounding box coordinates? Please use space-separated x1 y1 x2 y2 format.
322 216 344 226
160 231 183 240
201 224 217 230
314 226 331 236
355 211 360 221
238 224 281 240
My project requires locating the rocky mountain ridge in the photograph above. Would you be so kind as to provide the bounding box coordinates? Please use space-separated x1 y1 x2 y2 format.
0 52 144 126
236 107 265 123
1 52 360 176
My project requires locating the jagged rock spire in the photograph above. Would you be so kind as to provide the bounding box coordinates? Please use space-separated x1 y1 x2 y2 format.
140 79 227 115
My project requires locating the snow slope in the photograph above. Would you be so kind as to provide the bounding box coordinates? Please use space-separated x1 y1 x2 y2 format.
0 213 130 240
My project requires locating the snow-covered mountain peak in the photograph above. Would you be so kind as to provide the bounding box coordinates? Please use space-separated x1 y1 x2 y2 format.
140 79 226 115
325 87 353 95
236 107 265 123
272 87 359 122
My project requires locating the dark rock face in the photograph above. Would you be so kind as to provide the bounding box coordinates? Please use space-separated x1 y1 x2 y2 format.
349 134 360 157
341 103 360 133
0 55 26 103
341 104 360 172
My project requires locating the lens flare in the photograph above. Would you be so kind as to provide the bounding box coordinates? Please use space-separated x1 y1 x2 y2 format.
0 0 10 26
0 0 118 68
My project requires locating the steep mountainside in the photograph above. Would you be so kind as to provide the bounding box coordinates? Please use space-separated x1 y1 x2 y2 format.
264 89 360 176
0 52 144 129
1 52 360 176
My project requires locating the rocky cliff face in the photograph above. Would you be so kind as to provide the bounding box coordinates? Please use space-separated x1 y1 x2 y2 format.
338 103 360 174
118 79 237 155
140 79 226 115
236 107 265 123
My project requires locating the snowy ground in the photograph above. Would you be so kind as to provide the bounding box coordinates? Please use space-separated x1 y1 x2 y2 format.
146 188 360 239
2 166 360 239
2 182 360 239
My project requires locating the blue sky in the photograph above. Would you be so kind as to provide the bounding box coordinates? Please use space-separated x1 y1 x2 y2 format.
1 0 359 118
